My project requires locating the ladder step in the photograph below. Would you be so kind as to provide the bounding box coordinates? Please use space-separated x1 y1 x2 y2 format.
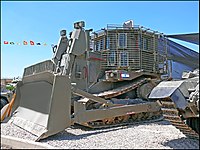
163 115 182 121
160 101 176 108
161 108 179 115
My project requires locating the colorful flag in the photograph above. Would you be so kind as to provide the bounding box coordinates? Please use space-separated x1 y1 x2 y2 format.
30 40 35 45
4 41 9 44
23 41 28 45
3 40 51 46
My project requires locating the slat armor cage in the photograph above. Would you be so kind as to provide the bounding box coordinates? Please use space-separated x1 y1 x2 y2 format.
91 24 168 75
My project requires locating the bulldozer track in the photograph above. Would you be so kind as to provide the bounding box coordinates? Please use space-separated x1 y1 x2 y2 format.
81 111 163 129
94 78 148 99
82 77 163 129
160 98 199 140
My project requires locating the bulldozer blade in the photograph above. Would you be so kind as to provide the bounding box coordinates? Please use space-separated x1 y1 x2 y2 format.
9 71 72 141
149 80 197 110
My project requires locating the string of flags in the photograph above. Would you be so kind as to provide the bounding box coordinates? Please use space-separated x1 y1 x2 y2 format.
3 40 50 46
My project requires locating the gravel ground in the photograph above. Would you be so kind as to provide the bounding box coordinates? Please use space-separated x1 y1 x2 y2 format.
1 119 199 149
1 144 13 149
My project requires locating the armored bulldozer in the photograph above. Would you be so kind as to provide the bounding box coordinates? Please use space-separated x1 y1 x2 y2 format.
6 21 170 141
149 69 199 139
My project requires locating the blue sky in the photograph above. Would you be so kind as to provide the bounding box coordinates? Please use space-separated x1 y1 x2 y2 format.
1 1 199 78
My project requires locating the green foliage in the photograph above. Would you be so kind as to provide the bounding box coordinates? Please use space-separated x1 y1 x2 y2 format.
6 84 15 91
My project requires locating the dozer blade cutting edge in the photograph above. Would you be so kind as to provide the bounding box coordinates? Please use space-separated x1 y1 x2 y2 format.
9 71 72 141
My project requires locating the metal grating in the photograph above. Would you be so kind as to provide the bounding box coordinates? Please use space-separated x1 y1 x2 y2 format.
91 24 168 75
23 60 56 77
